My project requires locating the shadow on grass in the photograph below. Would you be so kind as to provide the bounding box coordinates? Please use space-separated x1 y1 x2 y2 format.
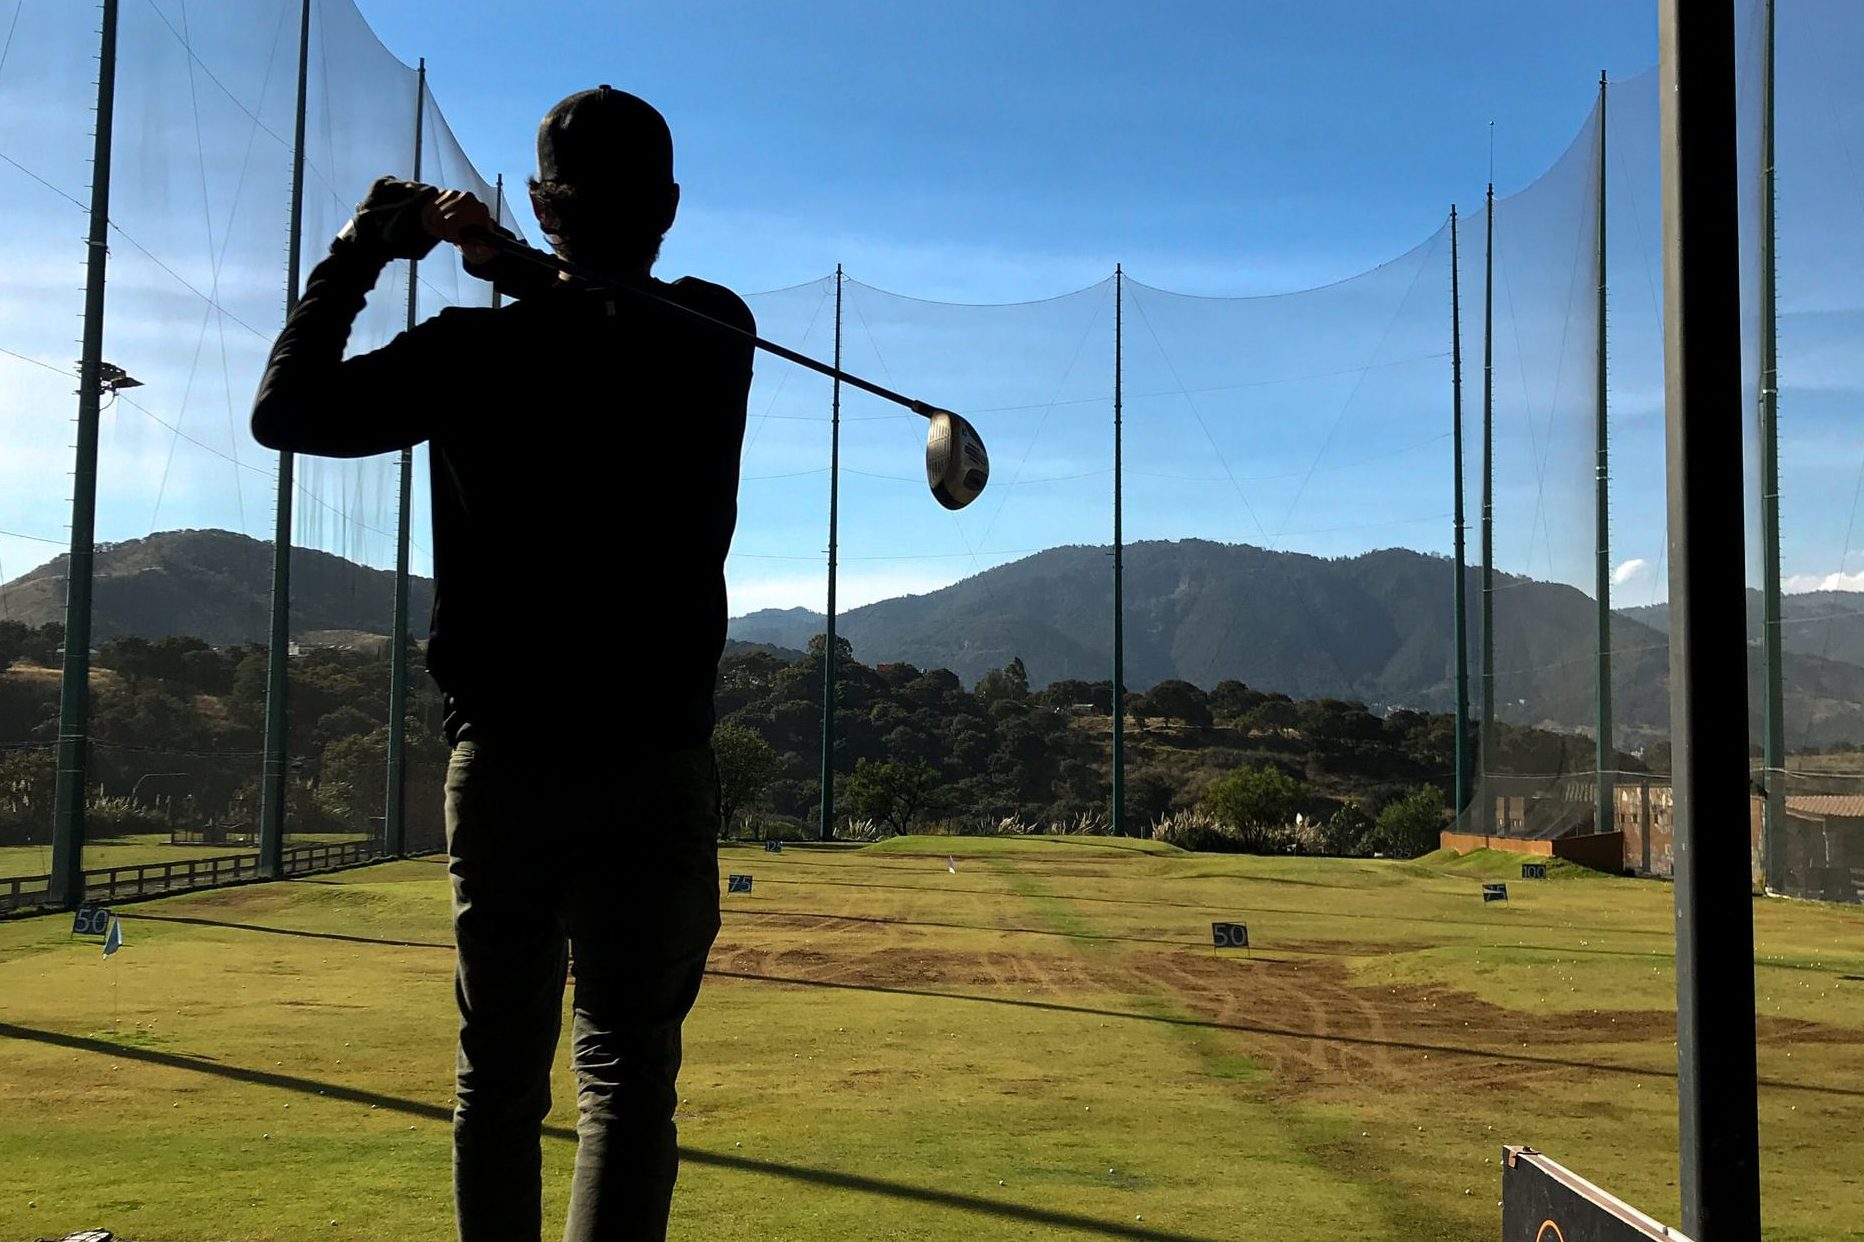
702 969 1862 1100
132 912 450 951
0 1021 1229 1242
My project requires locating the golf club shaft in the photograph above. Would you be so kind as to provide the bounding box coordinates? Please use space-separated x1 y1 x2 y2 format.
463 229 937 420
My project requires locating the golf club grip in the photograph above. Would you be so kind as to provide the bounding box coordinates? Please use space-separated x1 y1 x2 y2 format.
461 229 934 420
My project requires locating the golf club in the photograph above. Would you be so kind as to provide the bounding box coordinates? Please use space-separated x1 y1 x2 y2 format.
460 226 991 510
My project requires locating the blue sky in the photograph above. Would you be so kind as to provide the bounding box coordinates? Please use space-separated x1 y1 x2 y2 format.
1 0 1859 622
380 0 1658 297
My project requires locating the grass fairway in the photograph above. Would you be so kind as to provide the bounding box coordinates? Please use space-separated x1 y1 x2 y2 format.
0 843 1859 1241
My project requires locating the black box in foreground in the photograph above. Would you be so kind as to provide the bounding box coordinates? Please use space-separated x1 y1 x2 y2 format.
1502 1147 1691 1241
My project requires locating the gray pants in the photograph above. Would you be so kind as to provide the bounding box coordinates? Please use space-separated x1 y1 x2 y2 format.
445 739 721 1242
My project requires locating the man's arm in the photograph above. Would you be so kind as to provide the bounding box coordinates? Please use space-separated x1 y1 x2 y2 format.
252 178 486 457
250 245 448 457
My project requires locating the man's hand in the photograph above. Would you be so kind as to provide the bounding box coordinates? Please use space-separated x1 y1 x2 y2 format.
335 176 441 262
421 190 498 267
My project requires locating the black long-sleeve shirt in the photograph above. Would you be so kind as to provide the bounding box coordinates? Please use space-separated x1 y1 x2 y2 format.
252 243 755 747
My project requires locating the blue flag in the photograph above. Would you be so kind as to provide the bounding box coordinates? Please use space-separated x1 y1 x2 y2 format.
102 915 123 956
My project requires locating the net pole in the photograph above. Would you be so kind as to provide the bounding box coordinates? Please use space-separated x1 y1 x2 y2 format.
1111 264 1126 837
1595 70 1616 838
1658 2 1762 1231
491 173 504 312
258 0 312 881
1450 207 1472 816
1757 0 1786 890
384 59 426 858
820 265 842 843
48 0 121 908
1480 182 1496 835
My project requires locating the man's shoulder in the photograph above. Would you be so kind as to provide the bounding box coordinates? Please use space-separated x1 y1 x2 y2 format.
660 276 756 335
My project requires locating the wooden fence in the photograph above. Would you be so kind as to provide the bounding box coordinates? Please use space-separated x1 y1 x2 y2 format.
0 840 378 915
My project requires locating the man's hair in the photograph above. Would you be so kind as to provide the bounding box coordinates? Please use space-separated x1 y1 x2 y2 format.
527 176 667 271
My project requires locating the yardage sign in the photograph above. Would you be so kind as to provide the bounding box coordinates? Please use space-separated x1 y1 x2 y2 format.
727 874 754 894
1483 883 1510 903
1522 863 1548 879
1211 922 1249 948
1501 1146 1689 1240
764 840 784 853
71 906 110 937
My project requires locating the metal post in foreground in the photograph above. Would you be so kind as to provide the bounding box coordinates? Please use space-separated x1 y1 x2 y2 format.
259 0 314 881
1658 1 1763 1233
1595 70 1616 840
48 0 122 908
1757 0 1787 891
1480 182 1497 836
1450 206 1472 816
384 58 426 857
1111 264 1126 836
820 265 843 842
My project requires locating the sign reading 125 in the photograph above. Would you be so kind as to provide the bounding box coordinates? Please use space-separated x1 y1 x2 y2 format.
1211 922 1249 948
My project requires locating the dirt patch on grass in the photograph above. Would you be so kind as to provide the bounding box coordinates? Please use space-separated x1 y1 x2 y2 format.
708 940 1098 998
1100 949 1680 1099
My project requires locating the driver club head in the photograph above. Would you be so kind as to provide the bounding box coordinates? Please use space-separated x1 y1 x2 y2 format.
924 409 989 510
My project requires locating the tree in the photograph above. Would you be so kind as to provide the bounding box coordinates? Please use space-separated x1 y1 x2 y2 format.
1208 679 1262 721
0 620 28 675
975 657 1030 706
1320 799 1375 856
1372 785 1447 858
843 756 942 836
712 720 781 835
1126 771 1175 827
1135 679 1212 728
1242 696 1300 732
21 623 63 668
1203 764 1304 833
97 635 155 692
1299 698 1381 746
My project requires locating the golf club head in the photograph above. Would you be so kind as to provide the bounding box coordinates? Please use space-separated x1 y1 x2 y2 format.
924 409 989 510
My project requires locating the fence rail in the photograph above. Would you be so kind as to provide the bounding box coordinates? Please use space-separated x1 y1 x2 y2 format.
0 841 380 916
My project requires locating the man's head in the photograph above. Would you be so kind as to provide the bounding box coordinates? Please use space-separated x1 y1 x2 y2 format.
530 86 680 276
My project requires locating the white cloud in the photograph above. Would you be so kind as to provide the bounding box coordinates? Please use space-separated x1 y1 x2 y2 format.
1784 570 1864 593
1612 558 1650 586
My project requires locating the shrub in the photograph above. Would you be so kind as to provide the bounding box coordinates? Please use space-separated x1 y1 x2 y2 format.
1321 799 1376 856
1151 810 1242 852
1372 785 1448 858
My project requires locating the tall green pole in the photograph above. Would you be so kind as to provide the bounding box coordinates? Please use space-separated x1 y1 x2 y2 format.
1111 265 1126 836
1595 71 1616 839
819 265 842 842
1480 182 1496 835
259 0 313 881
48 0 121 908
1758 0 1785 891
1450 207 1472 817
384 59 425 857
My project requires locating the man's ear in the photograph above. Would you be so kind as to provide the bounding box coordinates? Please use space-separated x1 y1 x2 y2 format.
530 186 558 236
659 183 681 234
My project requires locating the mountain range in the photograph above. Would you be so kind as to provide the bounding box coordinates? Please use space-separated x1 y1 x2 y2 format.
4 530 1859 747
730 539 1864 748
0 529 432 648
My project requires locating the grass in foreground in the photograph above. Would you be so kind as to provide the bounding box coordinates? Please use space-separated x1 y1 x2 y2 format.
0 844 1857 1241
